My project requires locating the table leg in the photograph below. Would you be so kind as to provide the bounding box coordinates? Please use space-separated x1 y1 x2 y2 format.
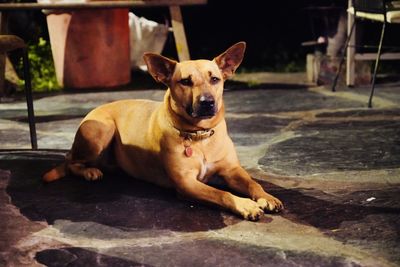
0 12 7 97
169 5 190 62
346 0 355 87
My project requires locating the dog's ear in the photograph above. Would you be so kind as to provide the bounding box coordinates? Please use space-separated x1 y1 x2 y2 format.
143 53 177 85
214 42 246 80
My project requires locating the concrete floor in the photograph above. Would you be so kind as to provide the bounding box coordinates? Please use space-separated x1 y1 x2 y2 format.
0 73 400 266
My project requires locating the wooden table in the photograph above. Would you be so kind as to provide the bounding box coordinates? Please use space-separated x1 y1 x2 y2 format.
0 0 207 94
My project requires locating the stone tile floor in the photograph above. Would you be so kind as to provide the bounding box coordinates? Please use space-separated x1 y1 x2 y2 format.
0 73 399 266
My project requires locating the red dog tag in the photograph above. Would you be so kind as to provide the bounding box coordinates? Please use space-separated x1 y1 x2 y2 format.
185 146 193 157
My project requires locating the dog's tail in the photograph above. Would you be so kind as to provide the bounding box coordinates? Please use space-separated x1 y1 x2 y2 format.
42 162 67 182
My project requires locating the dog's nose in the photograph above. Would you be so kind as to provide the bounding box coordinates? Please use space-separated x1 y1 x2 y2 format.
199 95 215 109
191 94 217 118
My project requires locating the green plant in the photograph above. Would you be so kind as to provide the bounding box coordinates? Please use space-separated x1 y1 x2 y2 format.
18 37 61 92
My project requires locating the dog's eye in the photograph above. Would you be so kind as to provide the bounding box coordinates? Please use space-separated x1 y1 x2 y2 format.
179 78 193 86
210 76 220 84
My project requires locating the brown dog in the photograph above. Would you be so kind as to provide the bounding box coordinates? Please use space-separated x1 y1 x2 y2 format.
43 42 283 220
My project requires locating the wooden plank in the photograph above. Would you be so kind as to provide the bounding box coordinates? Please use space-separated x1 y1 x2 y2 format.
169 5 190 61
355 52 400 60
0 0 207 10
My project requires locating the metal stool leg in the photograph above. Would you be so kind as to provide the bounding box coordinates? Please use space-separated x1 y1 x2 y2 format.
332 20 356 92
22 47 37 149
368 22 386 108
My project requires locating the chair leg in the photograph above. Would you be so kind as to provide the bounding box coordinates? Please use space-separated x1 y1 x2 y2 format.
22 48 37 149
332 19 356 92
368 22 386 108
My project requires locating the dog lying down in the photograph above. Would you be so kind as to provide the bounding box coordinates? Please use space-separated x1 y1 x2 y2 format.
43 42 283 221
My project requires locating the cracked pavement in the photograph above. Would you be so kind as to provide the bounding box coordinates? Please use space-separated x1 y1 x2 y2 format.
1 73 399 266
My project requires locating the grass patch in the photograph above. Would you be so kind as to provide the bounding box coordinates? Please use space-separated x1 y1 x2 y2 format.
17 37 61 92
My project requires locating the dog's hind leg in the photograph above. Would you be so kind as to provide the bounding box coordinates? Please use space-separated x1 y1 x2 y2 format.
68 119 115 181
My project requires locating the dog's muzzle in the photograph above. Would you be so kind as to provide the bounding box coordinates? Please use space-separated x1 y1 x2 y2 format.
188 94 217 118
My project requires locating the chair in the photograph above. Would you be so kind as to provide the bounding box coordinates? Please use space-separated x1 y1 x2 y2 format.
331 0 400 107
0 35 37 149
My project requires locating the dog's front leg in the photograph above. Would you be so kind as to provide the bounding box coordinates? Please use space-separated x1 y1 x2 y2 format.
220 166 284 213
172 173 265 221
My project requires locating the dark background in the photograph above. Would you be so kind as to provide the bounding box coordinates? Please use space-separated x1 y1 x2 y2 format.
138 0 400 71
8 0 400 72
138 0 349 71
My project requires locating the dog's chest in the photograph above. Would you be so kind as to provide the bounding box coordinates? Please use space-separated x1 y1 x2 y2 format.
192 138 225 183
197 160 214 183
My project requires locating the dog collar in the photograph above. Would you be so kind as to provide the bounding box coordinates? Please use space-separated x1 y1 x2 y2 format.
177 128 215 142
176 128 214 157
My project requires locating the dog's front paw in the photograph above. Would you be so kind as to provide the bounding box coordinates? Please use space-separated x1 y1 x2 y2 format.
83 168 103 181
257 194 284 213
234 198 264 221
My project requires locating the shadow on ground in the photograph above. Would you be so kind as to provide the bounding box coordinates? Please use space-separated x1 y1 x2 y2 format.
3 154 399 242
35 247 149 267
1 151 399 265
5 159 229 232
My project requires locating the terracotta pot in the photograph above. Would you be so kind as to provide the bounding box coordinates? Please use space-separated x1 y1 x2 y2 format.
46 8 130 89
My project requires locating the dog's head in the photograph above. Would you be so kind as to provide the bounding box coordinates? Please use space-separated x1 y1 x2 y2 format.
143 42 246 123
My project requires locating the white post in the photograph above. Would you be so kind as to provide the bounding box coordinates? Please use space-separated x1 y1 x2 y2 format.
346 0 356 86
